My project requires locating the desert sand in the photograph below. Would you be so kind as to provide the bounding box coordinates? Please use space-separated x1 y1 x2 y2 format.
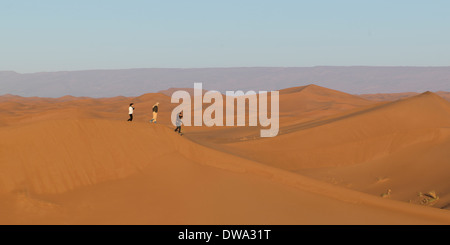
1 84 450 224
359 91 450 102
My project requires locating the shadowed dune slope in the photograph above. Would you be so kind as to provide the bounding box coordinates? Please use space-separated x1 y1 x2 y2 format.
279 84 373 120
221 92 450 170
300 135 450 210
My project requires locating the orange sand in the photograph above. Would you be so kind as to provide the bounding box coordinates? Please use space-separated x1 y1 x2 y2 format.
1 85 450 224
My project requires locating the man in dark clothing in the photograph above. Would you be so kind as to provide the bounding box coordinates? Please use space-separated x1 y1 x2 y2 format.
174 112 183 135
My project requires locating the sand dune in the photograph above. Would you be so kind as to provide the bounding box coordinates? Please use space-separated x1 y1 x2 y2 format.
185 87 450 215
300 135 450 209
279 84 373 120
359 91 450 102
1 85 450 224
185 84 377 142
219 91 450 169
0 119 174 194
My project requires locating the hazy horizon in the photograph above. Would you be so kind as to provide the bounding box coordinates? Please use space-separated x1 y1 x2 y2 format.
1 67 450 97
4 65 450 75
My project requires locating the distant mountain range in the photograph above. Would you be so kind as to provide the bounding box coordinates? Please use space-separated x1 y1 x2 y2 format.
1 67 450 98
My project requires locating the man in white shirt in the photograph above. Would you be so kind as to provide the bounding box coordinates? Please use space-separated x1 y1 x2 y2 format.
128 103 135 121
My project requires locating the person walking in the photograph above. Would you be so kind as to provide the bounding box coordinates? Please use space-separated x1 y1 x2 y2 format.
174 112 183 135
127 103 135 121
150 102 159 123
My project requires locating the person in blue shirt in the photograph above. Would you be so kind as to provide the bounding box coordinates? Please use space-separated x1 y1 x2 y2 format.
174 112 183 135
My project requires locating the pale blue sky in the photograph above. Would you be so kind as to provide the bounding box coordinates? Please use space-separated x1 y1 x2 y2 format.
1 0 450 73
